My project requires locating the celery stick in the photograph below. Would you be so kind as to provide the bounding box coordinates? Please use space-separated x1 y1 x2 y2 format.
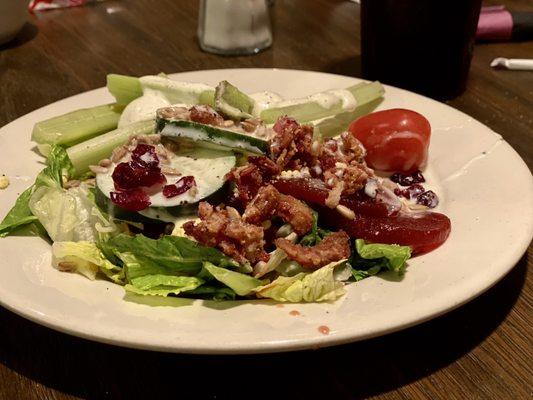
31 104 123 147
214 80 255 119
107 74 143 105
260 81 385 124
315 98 384 138
107 74 217 107
67 120 155 175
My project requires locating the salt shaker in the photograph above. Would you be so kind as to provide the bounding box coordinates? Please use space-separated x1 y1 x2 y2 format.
198 0 273 55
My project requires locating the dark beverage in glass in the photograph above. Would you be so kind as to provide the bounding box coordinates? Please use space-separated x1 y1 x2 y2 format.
360 0 483 100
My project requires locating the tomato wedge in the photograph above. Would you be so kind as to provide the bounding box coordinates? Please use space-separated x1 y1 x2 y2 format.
348 109 431 173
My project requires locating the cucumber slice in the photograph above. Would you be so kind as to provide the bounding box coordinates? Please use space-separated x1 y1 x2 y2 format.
214 80 255 120
95 147 236 210
156 119 269 155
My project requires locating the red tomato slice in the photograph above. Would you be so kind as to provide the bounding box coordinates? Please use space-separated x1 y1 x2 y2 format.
348 109 431 173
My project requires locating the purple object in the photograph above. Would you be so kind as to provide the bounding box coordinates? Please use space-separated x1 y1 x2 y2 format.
477 6 533 41
477 6 513 41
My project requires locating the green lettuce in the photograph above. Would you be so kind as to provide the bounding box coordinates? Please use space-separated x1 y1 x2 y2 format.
298 211 331 247
0 146 74 238
29 184 116 242
185 285 236 301
100 234 238 281
203 262 263 296
350 239 411 280
52 241 123 282
254 260 347 302
125 275 204 297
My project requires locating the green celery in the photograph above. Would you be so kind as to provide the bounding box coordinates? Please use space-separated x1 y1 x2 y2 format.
31 104 123 147
260 81 384 124
67 119 155 175
106 74 143 105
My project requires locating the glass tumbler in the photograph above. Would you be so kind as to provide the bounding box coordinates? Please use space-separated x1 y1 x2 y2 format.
198 0 273 55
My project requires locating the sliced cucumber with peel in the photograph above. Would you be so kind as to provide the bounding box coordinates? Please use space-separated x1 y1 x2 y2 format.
95 146 236 213
156 118 269 155
214 80 255 120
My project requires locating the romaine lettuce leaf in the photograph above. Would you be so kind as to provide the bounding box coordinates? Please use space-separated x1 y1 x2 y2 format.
0 146 74 238
52 241 123 282
186 285 236 301
254 260 347 302
298 211 331 247
203 262 263 296
353 239 411 274
100 234 238 281
0 187 39 237
125 274 203 297
29 184 116 242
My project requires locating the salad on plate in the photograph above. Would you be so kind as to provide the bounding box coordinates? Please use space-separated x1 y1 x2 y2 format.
0 74 451 303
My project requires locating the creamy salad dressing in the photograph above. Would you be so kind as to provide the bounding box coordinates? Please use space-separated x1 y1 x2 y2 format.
274 89 357 111
139 76 213 104
118 91 171 127
249 91 283 115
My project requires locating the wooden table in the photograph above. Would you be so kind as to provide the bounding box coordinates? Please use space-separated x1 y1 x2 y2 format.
1 1 531 398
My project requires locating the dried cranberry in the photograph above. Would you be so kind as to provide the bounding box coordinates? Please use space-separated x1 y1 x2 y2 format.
411 170 426 184
112 162 166 190
394 188 410 199
131 144 159 168
163 176 196 198
407 184 425 199
390 170 425 186
417 190 439 208
111 188 151 211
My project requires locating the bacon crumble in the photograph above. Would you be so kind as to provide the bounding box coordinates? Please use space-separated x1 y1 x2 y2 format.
183 202 268 264
243 185 313 235
274 231 351 270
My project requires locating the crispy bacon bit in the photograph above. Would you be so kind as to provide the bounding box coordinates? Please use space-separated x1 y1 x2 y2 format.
270 116 315 169
189 105 225 126
340 131 366 163
183 202 268 264
243 185 313 235
274 231 351 270
225 156 281 205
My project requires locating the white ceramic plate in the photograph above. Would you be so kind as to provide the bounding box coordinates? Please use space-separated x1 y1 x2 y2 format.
0 69 532 354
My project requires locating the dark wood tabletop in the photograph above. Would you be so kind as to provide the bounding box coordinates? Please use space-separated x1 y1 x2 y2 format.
1 0 531 399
